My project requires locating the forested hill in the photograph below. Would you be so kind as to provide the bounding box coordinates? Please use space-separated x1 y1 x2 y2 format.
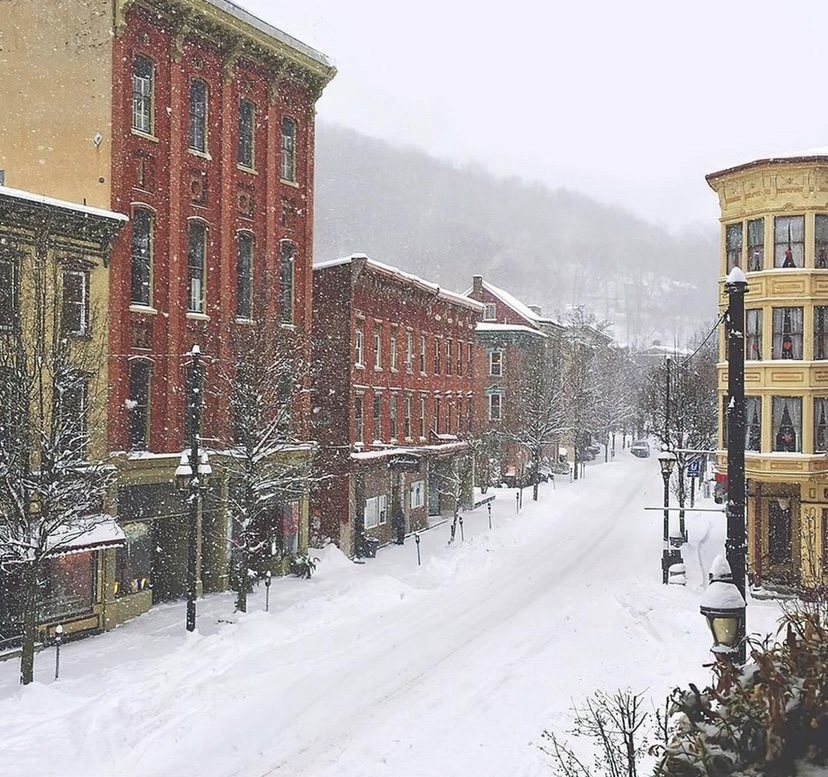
313 122 719 346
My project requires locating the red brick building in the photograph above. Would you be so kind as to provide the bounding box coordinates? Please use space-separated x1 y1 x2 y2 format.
465 276 564 486
0 0 335 619
312 255 483 556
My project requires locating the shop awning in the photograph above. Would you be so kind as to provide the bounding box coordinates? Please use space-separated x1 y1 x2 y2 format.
46 515 126 557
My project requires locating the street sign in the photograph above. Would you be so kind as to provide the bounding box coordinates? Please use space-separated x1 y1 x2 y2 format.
687 457 702 478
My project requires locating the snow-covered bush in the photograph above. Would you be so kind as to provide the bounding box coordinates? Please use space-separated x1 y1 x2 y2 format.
290 554 319 580
656 596 828 776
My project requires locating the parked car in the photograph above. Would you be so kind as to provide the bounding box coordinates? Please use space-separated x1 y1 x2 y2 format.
630 440 651 458
534 465 554 483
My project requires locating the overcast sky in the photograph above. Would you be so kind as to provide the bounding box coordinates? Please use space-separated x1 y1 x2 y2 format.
242 0 827 232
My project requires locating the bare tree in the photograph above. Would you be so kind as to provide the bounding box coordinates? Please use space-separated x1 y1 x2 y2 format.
0 249 112 685
592 348 637 461
500 355 568 501
217 324 316 613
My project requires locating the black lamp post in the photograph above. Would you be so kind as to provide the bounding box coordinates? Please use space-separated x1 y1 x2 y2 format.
724 266 748 663
175 345 210 632
657 448 678 583
700 554 746 658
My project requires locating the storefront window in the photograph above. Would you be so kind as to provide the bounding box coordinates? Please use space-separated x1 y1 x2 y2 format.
38 552 95 622
114 522 152 597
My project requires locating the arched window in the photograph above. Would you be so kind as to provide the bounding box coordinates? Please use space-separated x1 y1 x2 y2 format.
130 208 153 306
280 117 296 182
279 241 295 324
188 79 208 153
132 55 154 134
128 359 152 450
187 221 207 313
236 232 253 320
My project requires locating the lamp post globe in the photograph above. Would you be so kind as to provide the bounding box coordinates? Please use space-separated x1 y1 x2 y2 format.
700 555 747 658
657 448 678 583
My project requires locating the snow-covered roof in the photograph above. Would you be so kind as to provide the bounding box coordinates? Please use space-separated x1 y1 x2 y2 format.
0 185 128 223
314 254 484 313
46 515 126 557
462 280 544 328
475 322 547 337
204 0 333 70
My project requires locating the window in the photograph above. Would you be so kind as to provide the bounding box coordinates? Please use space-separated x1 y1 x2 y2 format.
772 307 803 359
467 343 473 376
815 398 828 452
130 209 153 306
236 233 253 320
238 99 255 169
354 395 364 444
132 55 154 134
484 303 496 321
372 393 381 441
419 397 426 438
279 242 294 324
746 309 762 360
816 307 828 360
726 222 742 272
280 117 296 182
187 222 207 313
114 522 152 598
816 216 828 269
405 331 413 371
390 327 398 371
188 80 208 153
446 340 453 374
0 257 16 329
60 269 90 336
434 397 441 434
774 215 804 268
410 480 425 509
127 360 152 450
489 350 503 376
389 395 398 440
355 322 364 366
434 338 441 373
374 326 382 369
488 393 503 421
746 396 761 452
419 335 426 373
747 218 764 272
405 395 412 439
457 342 463 375
364 495 387 529
772 396 801 452
55 371 88 456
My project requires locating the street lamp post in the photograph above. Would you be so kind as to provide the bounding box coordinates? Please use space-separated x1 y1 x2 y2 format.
725 267 748 663
657 448 678 583
175 345 211 633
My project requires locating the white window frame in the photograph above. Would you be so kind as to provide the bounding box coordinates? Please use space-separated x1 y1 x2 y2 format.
390 326 398 371
484 303 496 321
488 392 503 421
489 350 503 376
355 322 364 366
364 494 387 529
409 480 425 509
374 325 382 370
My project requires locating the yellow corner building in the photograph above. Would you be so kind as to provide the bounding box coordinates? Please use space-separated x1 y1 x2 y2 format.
708 152 828 592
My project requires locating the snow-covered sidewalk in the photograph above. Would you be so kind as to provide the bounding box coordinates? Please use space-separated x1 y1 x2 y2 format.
0 453 782 777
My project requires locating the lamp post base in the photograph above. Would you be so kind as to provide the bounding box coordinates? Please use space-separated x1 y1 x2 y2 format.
662 549 683 583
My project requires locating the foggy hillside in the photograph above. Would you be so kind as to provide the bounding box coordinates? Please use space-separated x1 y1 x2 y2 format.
313 123 719 346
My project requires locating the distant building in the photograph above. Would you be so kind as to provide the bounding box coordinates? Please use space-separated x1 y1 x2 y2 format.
707 150 828 590
312 255 482 556
0 1 335 619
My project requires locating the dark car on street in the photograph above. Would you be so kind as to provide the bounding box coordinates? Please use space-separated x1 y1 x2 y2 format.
630 440 651 458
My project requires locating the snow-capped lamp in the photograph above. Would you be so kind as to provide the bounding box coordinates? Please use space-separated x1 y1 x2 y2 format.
700 554 746 657
175 450 212 492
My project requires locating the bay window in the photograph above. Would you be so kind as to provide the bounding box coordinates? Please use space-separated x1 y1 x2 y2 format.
772 396 801 452
746 309 762 360
726 222 742 272
772 307 802 359
747 218 764 271
815 307 828 360
774 215 804 268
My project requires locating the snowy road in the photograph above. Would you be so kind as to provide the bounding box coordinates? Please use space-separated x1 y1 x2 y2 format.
0 453 782 777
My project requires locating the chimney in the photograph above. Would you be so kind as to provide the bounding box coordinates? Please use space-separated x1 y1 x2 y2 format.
528 304 542 316
472 275 483 295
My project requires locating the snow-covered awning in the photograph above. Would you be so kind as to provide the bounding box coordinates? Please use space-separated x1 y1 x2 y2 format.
46 516 126 558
